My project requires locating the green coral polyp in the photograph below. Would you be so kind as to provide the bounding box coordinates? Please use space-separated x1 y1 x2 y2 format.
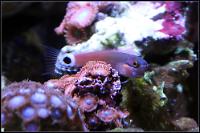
133 77 148 88
101 32 124 48
152 82 168 107
132 73 168 109
143 71 155 85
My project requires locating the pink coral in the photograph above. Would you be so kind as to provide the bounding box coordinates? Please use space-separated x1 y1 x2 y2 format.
54 2 98 45
45 75 77 96
159 2 186 37
165 1 181 13
159 20 185 37
66 2 98 29
78 93 99 112
54 1 118 45
44 61 128 130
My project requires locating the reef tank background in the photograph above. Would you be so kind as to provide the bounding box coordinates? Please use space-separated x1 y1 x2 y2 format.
1 1 199 132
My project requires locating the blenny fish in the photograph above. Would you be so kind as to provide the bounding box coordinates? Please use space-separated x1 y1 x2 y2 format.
47 47 149 78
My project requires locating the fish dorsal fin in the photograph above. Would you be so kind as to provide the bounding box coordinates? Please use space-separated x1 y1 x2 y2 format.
117 46 141 56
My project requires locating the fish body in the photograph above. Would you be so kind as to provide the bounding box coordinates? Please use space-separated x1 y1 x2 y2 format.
55 50 148 78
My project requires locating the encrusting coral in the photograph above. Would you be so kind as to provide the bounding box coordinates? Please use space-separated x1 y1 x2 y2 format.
1 81 87 131
45 61 129 131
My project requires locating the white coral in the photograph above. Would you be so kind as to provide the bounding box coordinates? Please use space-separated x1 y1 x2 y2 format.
60 2 185 56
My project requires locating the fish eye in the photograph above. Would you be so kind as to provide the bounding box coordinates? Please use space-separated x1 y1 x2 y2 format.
132 61 140 68
61 53 75 67
63 56 72 64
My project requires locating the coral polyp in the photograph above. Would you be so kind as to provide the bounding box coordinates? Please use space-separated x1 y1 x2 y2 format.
64 25 88 45
1 81 87 131
2 1 198 132
78 93 99 112
54 1 98 45
45 61 129 130
66 2 98 29
54 1 122 45
96 107 129 126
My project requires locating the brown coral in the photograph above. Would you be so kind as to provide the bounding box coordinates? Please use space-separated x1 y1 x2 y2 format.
54 2 98 45
44 61 129 131
55 20 88 45
1 81 87 131
78 93 99 112
45 75 77 96
96 107 129 127
78 60 112 77
72 61 122 107
64 25 88 45
74 61 121 100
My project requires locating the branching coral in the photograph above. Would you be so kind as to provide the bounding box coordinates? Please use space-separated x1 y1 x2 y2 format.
45 61 129 131
1 81 87 131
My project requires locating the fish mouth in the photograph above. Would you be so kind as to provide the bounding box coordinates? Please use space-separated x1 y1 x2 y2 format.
55 66 80 75
134 72 145 78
